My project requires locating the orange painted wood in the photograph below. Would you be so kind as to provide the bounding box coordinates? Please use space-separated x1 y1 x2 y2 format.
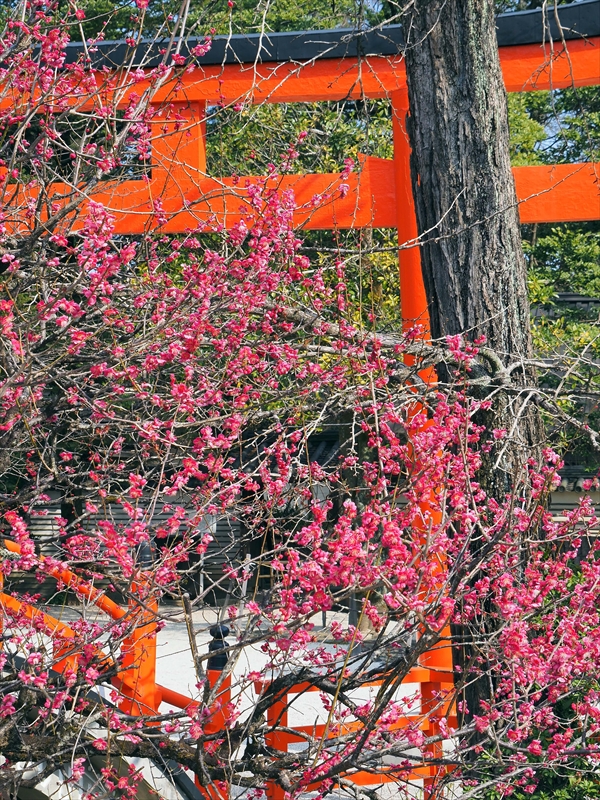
0 37 596 115
514 162 600 223
500 38 600 92
159 683 197 709
92 170 369 231
392 90 431 335
369 158 600 227
149 37 600 103
104 158 599 230
254 668 457 795
0 591 77 655
1 539 126 621
3 159 598 235
147 56 406 104
0 170 372 235
119 587 161 717
152 100 207 179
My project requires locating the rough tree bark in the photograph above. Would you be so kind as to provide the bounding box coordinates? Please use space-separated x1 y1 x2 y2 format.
401 0 528 351
400 0 545 736
400 0 543 467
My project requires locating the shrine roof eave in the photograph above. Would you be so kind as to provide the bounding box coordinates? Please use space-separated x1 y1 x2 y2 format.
63 0 600 69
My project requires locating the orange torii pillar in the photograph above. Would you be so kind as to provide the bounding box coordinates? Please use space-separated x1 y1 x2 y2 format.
118 585 161 718
151 100 207 188
392 89 430 339
119 546 161 718
392 89 454 795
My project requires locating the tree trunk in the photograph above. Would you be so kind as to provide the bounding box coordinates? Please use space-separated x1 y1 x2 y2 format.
401 0 530 350
400 0 545 736
401 0 545 477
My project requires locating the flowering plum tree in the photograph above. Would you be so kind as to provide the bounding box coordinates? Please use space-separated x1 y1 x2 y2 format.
1 2 600 800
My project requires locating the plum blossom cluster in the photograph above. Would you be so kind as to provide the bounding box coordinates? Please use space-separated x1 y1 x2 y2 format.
1 3 600 799
4 170 600 796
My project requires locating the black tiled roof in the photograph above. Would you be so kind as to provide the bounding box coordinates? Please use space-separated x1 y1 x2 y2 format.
63 0 600 69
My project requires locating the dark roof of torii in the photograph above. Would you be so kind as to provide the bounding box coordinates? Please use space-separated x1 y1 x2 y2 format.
64 0 599 69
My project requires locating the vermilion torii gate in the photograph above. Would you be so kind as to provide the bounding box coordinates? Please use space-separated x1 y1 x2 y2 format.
54 0 600 337
1 2 599 797
8 6 600 298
